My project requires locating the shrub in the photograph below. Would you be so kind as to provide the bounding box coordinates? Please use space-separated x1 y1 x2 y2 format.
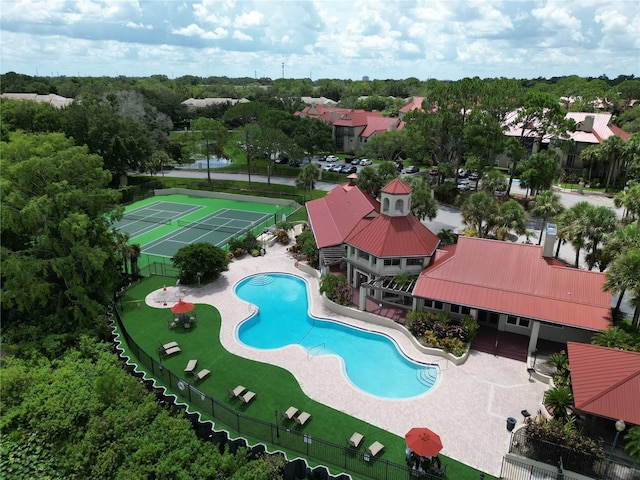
319 274 352 306
251 249 260 257
276 229 290 244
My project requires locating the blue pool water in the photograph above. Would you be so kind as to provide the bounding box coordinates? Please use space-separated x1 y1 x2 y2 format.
235 273 439 398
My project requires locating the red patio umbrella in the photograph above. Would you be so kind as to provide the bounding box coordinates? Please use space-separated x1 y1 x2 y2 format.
405 427 443 457
170 298 194 314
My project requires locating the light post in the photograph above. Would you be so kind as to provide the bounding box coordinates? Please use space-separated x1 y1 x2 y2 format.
274 410 280 439
196 272 202 286
603 419 625 479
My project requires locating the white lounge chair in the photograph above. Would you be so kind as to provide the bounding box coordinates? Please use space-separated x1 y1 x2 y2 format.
348 432 364 449
164 345 181 356
229 385 246 398
283 406 298 420
295 411 311 426
240 391 256 404
365 441 385 457
194 369 210 380
184 359 197 375
162 341 178 350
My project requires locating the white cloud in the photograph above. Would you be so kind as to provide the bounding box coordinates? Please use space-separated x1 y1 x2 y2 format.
172 23 228 40
234 10 263 28
126 21 152 30
232 30 253 41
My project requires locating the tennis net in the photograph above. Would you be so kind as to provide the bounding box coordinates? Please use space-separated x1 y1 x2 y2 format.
177 219 254 234
122 213 172 225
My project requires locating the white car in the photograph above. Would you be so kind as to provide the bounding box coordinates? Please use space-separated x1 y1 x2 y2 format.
359 158 372 166
326 155 339 162
323 164 336 171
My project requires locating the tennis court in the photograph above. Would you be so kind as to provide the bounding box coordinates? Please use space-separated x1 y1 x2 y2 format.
113 193 297 270
112 201 204 237
143 209 272 257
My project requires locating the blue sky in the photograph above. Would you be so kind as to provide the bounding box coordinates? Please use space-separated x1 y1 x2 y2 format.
1 0 638 80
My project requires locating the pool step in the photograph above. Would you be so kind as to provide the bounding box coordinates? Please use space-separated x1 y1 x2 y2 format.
416 366 438 387
248 274 276 286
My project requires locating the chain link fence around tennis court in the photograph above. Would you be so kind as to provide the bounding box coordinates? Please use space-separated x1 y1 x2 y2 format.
112 301 446 480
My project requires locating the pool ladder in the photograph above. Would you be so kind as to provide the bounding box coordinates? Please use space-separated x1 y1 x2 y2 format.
307 343 325 360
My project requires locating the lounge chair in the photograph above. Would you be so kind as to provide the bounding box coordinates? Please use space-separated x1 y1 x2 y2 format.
194 369 210 380
228 385 246 399
162 341 178 350
348 432 364 449
365 441 385 457
295 411 311 426
164 345 181 356
283 406 298 420
184 359 197 375
240 391 256 404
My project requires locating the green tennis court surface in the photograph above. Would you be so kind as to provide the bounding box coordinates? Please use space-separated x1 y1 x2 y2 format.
114 194 293 265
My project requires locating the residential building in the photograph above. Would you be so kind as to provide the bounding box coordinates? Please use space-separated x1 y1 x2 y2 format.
181 97 249 110
306 176 612 354
0 92 73 108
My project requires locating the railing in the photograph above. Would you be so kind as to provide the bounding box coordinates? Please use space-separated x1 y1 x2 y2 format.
509 428 639 479
111 301 444 480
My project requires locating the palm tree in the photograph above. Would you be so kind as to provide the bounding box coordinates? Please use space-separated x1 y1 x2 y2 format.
624 426 640 463
491 199 528 240
295 163 320 203
530 190 565 245
461 191 499 238
614 184 640 226
591 327 633 349
583 205 618 270
128 243 142 279
604 249 640 326
543 386 574 422
556 202 591 268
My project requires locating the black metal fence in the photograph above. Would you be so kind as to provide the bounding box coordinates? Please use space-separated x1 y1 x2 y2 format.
509 428 639 480
111 303 446 480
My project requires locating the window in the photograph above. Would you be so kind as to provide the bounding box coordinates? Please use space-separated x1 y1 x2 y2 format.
383 258 400 266
425 299 443 310
507 315 530 328
357 250 369 261
382 198 390 212
407 258 422 266
394 199 404 212
451 304 471 315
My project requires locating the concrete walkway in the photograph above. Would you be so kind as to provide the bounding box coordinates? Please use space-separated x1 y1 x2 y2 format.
148 242 548 477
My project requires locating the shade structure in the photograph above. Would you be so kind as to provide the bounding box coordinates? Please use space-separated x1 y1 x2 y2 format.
405 427 443 457
171 298 195 314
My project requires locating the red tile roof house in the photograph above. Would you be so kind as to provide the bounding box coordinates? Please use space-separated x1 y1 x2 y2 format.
498 111 630 184
306 176 613 363
296 104 405 152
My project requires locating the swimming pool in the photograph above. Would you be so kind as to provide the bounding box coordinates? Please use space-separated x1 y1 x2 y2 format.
235 273 439 399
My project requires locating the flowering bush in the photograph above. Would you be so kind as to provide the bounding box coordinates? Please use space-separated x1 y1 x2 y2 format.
406 311 478 356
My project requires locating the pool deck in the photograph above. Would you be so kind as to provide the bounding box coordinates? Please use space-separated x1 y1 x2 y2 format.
147 241 549 477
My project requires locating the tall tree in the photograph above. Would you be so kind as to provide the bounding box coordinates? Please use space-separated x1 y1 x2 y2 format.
404 176 438 221
295 163 321 203
583 205 618 270
556 201 592 267
579 135 630 191
507 91 574 195
461 191 499 238
529 190 565 245
223 102 267 186
491 200 528 240
518 150 561 197
186 117 229 182
1 132 122 336
604 249 640 320
614 183 640 226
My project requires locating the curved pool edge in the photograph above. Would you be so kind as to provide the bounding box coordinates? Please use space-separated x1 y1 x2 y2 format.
233 272 442 400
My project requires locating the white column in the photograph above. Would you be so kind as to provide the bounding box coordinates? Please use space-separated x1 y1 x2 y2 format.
528 320 540 354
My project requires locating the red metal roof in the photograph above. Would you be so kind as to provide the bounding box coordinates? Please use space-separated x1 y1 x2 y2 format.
399 96 425 114
382 177 413 195
413 237 612 331
306 183 378 248
346 214 440 257
360 117 405 138
567 342 640 425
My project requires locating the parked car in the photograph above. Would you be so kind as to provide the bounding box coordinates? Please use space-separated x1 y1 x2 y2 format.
326 155 339 162
359 158 372 166
458 169 468 178
351 158 361 165
468 171 480 181
403 166 420 174
274 157 289 165
340 165 357 174
323 163 336 171
330 164 343 173
428 167 439 176
457 180 471 191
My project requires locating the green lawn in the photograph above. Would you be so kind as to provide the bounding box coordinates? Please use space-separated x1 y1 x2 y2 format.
116 276 496 480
